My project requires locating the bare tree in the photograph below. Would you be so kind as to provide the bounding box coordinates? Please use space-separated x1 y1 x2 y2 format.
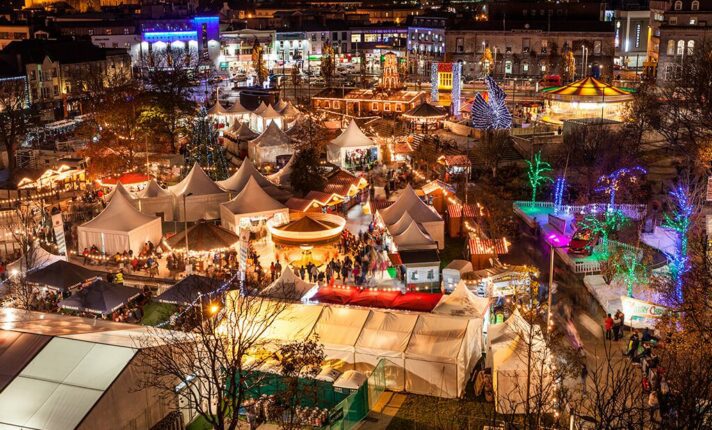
135 292 291 430
478 129 510 179
0 76 34 173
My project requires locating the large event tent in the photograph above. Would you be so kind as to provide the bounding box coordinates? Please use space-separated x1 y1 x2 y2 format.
224 295 484 398
253 104 283 132
378 185 444 249
25 260 98 292
136 179 175 221
327 120 378 167
156 274 221 305
78 189 162 254
216 158 290 201
260 266 316 301
168 163 228 221
220 176 288 234
391 220 437 251
226 99 251 123
58 279 141 315
486 310 552 414
433 281 490 318
248 121 292 165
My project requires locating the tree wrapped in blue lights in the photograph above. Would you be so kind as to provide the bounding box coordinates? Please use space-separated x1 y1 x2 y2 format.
471 76 512 130
595 166 647 206
662 184 694 303
185 107 230 181
553 176 566 214
526 151 553 202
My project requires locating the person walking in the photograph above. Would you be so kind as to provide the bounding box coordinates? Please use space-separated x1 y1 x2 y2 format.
580 364 589 394
604 313 614 341
613 310 624 341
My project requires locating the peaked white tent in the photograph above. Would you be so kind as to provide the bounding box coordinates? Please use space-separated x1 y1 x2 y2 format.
433 281 490 318
207 101 229 116
404 314 481 398
167 164 227 221
260 266 317 301
228 121 259 141
255 104 283 132
327 119 379 167
378 186 444 249
386 212 416 237
312 306 371 367
78 189 162 254
274 99 288 112
135 179 175 221
486 310 552 414
220 176 288 234
250 101 268 131
226 99 250 123
7 242 65 274
107 182 135 203
267 154 295 187
217 158 275 192
248 121 292 165
281 102 302 125
391 220 437 251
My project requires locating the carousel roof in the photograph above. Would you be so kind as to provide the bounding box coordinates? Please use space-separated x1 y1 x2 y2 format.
543 77 633 102
249 121 291 148
330 119 375 148
221 176 285 214
166 220 239 252
207 101 229 116
168 163 225 197
137 179 172 199
277 214 340 233
402 102 447 119
229 121 259 140
216 158 275 192
226 99 250 114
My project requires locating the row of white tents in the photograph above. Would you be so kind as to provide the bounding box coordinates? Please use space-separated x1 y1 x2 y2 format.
377 185 445 250
208 98 301 133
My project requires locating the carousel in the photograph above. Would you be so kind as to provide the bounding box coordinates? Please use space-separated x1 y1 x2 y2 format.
402 102 447 133
267 213 346 268
541 77 634 123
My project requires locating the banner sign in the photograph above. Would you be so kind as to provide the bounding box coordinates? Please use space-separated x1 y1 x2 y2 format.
51 213 67 256
620 296 669 329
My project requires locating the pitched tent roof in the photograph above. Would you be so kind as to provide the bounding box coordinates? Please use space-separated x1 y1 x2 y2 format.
207 101 229 116
260 266 316 301
107 182 134 201
259 104 282 119
79 188 158 233
7 243 65 274
433 281 490 318
330 119 375 148
386 211 416 237
216 157 275 192
378 185 442 225
249 121 291 148
229 121 259 140
166 221 239 252
226 99 250 114
25 260 98 292
155 274 221 305
392 220 436 250
281 102 301 119
137 179 172 198
0 331 52 393
167 163 225 197
253 101 268 115
221 176 285 215
274 99 288 112
58 279 141 315
267 154 295 186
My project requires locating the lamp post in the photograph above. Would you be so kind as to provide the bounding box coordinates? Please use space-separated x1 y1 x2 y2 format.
546 234 567 335
183 192 193 256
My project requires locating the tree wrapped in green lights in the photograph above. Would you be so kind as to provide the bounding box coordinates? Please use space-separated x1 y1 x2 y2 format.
609 248 649 298
525 151 553 202
578 209 629 254
185 107 230 181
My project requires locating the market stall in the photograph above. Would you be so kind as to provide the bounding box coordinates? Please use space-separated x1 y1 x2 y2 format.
260 266 317 301
253 104 283 133
327 120 379 169
377 185 444 249
25 260 97 292
220 176 289 236
226 99 251 125
402 102 446 133
217 158 290 201
136 179 175 221
78 190 162 255
248 122 293 166
58 279 141 316
155 274 222 306
168 163 228 222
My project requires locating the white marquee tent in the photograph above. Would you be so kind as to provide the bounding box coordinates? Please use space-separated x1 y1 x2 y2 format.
227 295 484 398
78 190 162 254
136 179 175 221
391 220 437 251
216 158 289 201
260 266 317 301
226 99 251 124
378 185 444 249
327 119 379 166
220 176 288 234
167 164 227 222
248 121 292 165
433 281 490 318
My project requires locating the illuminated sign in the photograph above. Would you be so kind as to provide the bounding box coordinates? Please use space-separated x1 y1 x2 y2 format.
620 296 669 329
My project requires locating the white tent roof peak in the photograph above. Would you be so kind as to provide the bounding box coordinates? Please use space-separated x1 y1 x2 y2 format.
168 163 225 197
260 266 316 300
330 119 375 148
281 102 301 118
387 211 416 237
216 157 274 192
108 182 134 201
253 101 268 114
222 176 285 214
81 188 157 232
392 220 436 250
274 99 288 112
250 121 291 148
226 99 249 114
433 281 490 318
208 101 228 116
137 179 171 198
379 185 442 225
259 104 282 119
230 121 259 139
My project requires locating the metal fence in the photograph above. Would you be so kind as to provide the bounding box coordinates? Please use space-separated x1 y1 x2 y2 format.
325 358 387 430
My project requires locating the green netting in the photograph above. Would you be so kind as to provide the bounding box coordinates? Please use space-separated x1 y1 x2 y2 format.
324 359 387 430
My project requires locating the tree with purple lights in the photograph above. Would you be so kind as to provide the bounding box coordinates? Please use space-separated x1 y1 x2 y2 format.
526 151 553 202
663 184 694 303
595 166 647 206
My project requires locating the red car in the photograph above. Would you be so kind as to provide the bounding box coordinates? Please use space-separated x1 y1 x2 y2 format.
568 228 599 256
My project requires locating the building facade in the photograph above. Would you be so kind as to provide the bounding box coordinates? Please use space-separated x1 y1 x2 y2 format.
0 24 30 50
657 0 712 82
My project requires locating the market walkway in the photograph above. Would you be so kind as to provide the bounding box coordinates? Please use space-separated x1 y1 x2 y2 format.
356 392 407 430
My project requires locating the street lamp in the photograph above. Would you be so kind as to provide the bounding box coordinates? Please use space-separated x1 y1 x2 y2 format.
546 233 567 335
183 192 193 256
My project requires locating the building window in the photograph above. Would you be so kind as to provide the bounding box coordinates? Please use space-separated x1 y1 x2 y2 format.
692 0 699 10
384 103 391 112
411 271 418 281
124 28 129 35
456 37 464 53
594 40 602 55
505 60 512 74
687 40 695 54
105 29 112 35
677 40 685 55
667 39 676 55
53 85 58 95
324 101 331 109
427 270 434 280
522 62 529 72
88 29 93 35
311 34 316 42
351 34 362 43
670 17 678 24
372 102 379 111
333 101 340 109
396 104 403 112
333 32 338 41
690 17 697 25
674 1 682 10
341 32 347 40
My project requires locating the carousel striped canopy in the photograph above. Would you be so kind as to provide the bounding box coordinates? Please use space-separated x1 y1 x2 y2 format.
543 77 633 102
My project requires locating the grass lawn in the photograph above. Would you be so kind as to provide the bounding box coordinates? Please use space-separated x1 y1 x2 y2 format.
387 394 503 430
186 415 212 430
140 301 176 326
439 236 467 270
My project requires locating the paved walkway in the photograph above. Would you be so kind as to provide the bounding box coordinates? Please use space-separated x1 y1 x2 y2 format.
355 392 407 430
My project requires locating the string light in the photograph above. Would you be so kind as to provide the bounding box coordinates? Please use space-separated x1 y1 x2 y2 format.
595 166 647 207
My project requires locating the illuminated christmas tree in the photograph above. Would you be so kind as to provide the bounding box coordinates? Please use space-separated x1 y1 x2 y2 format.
185 107 230 181
525 151 553 202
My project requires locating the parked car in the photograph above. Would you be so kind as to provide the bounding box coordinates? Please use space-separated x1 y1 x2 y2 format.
568 228 599 256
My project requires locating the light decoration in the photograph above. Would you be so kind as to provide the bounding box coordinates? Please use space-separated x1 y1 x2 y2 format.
553 176 566 214
185 107 230 181
615 251 648 298
452 62 462 116
578 209 628 254
662 184 694 303
430 63 439 102
471 76 512 130
595 166 647 207
525 151 553 203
